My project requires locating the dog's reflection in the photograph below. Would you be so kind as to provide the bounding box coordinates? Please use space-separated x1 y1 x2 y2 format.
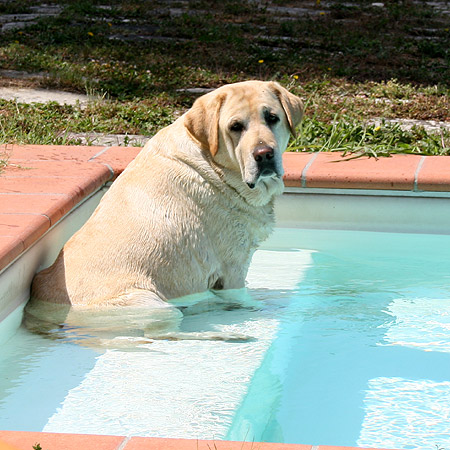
24 290 259 349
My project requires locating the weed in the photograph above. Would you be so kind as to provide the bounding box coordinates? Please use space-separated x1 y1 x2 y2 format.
290 115 450 157
0 96 174 145
0 152 9 174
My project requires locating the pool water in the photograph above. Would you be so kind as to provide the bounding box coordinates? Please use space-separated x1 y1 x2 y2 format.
1 228 450 449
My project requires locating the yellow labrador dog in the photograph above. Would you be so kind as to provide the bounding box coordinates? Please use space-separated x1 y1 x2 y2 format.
27 80 303 342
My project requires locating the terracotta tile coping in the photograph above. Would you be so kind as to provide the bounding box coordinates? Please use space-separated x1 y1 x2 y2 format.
282 151 450 191
0 431 395 450
1 145 450 273
0 145 141 271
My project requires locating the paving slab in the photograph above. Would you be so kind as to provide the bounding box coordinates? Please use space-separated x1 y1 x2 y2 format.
0 69 48 81
369 118 450 133
66 132 148 147
0 87 92 106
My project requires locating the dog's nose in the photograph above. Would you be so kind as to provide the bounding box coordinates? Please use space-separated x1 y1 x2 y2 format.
253 146 274 162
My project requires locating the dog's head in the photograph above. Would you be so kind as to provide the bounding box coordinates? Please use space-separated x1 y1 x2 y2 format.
184 80 303 205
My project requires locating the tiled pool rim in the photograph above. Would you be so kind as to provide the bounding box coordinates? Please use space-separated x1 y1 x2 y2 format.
1 144 450 450
0 431 389 450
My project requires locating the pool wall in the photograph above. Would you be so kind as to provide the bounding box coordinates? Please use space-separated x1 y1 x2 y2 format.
1 144 450 450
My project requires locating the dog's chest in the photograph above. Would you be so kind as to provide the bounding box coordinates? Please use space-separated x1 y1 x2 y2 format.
202 198 274 276
208 195 273 244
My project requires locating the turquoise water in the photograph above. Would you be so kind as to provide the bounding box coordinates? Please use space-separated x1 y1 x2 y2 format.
1 228 450 449
228 229 450 449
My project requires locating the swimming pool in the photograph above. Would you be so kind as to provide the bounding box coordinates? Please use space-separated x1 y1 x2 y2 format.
1 225 450 450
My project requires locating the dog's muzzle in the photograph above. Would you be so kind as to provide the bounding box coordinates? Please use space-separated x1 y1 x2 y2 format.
247 145 278 189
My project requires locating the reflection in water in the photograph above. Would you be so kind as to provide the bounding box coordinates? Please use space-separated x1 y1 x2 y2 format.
23 290 266 347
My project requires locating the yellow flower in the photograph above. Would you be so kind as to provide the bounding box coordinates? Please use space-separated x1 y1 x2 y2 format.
108 22 112 27
293 75 299 80
87 31 94 37
374 126 381 131
319 11 326 15
258 59 264 64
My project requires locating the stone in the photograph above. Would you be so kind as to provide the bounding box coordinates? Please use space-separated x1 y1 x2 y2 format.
0 87 92 106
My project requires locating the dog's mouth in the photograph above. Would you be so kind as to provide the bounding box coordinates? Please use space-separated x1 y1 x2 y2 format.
246 169 280 189
241 144 283 190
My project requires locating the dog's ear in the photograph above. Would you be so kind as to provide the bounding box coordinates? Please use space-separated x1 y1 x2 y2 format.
184 91 226 156
269 81 303 137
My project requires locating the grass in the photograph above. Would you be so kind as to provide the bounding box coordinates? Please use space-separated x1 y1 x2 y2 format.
0 150 9 174
291 115 450 157
0 0 449 156
0 96 174 145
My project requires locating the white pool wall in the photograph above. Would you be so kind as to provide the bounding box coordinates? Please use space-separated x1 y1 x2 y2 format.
277 188 450 235
0 187 108 345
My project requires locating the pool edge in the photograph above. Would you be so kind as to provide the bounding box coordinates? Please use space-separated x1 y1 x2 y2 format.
0 430 397 450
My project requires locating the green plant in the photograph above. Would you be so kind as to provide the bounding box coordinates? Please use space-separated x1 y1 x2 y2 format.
289 115 450 157
0 152 9 173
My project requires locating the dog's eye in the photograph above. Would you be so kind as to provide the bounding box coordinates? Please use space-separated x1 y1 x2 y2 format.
229 121 244 133
266 113 280 125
